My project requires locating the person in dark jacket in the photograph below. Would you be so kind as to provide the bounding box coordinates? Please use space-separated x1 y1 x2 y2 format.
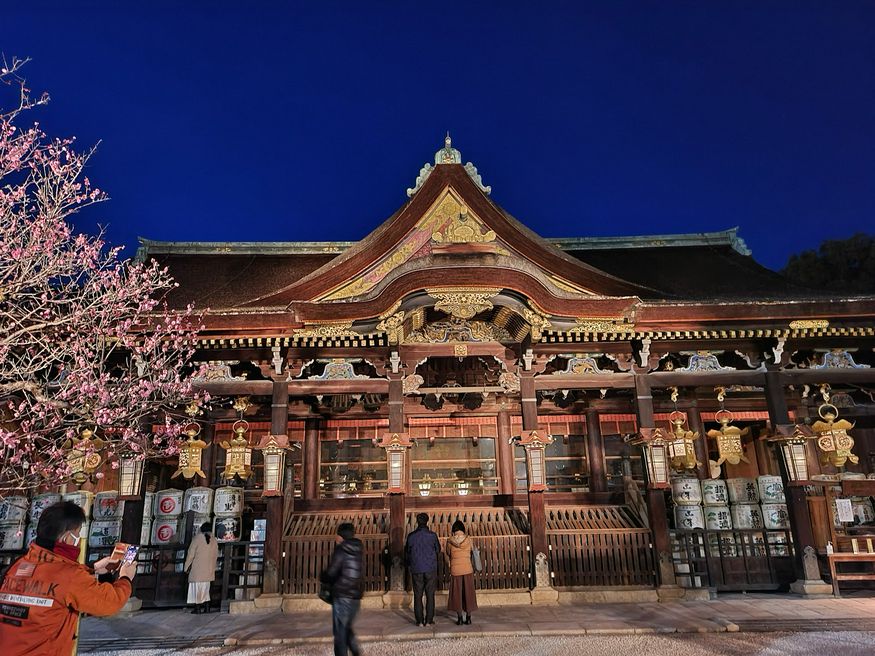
405 512 440 626
322 522 363 656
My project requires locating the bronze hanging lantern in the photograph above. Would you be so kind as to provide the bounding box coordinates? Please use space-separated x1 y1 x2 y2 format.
221 419 254 481
707 409 750 466
813 403 858 469
173 422 207 479
667 411 701 473
66 427 106 486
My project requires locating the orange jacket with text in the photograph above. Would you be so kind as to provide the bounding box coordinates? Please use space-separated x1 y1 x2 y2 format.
0 543 132 656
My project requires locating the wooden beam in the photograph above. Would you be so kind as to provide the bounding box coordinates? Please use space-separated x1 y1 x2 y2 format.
535 374 635 390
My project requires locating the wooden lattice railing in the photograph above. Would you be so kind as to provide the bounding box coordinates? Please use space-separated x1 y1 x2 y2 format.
408 508 531 590
546 506 656 587
281 511 388 595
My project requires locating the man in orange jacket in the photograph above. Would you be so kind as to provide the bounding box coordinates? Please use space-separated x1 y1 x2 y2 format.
0 501 136 656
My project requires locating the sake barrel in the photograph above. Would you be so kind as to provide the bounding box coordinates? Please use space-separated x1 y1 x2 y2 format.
213 514 243 542
704 506 733 531
154 489 184 517
730 503 764 529
0 496 29 523
727 478 759 504
671 478 702 506
852 498 875 525
93 491 123 519
88 519 122 548
701 479 729 506
183 487 214 515
0 522 26 551
213 487 244 516
63 490 95 518
708 534 737 557
673 505 705 530
30 493 62 522
757 476 785 503
768 533 790 557
143 491 155 517
151 517 182 545
761 503 790 529
25 524 37 547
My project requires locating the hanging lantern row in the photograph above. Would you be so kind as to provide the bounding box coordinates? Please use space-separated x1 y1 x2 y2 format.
221 419 254 481
706 408 750 467
173 422 208 480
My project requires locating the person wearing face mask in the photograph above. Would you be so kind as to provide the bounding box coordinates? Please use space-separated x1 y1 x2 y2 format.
0 501 136 656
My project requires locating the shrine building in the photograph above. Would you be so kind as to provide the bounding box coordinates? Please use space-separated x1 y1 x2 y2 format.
44 137 875 607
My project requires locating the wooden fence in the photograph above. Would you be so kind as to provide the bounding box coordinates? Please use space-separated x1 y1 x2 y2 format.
546 506 656 587
408 508 531 590
282 511 388 595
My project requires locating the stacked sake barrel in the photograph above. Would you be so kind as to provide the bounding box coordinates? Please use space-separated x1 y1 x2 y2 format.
152 489 184 545
183 486 214 534
213 486 243 542
671 477 705 530
726 478 764 530
89 491 123 548
0 496 30 552
140 491 155 545
63 490 94 549
701 479 735 556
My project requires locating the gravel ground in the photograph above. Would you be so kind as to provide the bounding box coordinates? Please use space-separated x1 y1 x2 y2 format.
83 632 875 656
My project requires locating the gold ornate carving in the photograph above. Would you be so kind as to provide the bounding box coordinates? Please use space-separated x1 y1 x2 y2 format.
404 318 512 344
431 204 496 243
789 319 830 330
293 322 357 339
498 371 520 393
402 374 425 395
570 318 635 334
428 287 500 319
521 306 552 342
454 344 468 358
376 311 406 345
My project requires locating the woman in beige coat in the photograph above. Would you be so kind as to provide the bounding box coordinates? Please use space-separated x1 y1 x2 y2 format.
445 519 478 625
184 522 220 613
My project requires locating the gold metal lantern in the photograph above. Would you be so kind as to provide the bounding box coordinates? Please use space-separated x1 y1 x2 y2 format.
667 411 701 473
221 419 254 481
813 403 858 469
707 409 750 466
173 422 207 479
66 428 106 486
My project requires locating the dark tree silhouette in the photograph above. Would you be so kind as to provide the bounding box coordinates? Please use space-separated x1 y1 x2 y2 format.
781 233 875 294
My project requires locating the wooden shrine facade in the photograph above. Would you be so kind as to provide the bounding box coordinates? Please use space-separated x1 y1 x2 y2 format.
136 137 875 601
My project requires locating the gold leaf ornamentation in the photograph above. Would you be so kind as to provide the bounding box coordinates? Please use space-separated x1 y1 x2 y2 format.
293 322 357 339
569 318 635 334
428 287 500 319
789 319 830 330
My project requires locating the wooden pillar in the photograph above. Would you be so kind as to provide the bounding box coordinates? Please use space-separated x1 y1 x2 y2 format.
497 409 515 495
520 372 538 431
387 376 407 592
263 380 289 595
585 408 607 493
686 399 710 480
200 423 217 487
519 371 549 587
634 374 676 587
765 371 822 587
303 417 320 500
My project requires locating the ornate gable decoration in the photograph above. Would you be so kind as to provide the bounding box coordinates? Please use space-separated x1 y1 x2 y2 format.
407 134 491 197
318 190 507 302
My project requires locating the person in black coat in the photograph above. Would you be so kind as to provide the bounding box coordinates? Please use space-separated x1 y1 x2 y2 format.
322 522 363 656
405 512 441 626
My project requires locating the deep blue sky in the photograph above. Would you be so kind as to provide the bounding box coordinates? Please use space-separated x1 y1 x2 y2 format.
3 1 873 271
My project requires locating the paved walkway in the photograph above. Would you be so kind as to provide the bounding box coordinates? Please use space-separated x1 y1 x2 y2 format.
79 593 875 651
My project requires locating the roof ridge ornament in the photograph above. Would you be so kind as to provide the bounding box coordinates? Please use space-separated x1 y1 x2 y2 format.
406 134 492 197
